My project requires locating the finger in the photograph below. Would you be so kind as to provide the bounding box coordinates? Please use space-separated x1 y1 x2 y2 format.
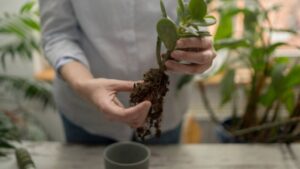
165 60 213 75
102 100 151 122
129 121 142 129
171 50 216 64
108 79 136 92
130 106 149 128
124 101 151 119
112 97 124 107
176 37 212 49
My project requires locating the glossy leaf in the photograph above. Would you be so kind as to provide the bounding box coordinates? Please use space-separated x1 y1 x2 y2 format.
20 16 40 31
0 138 15 149
214 39 249 50
214 11 233 41
259 86 277 107
190 16 217 27
157 18 178 51
160 0 167 18
249 47 265 71
177 0 188 22
271 64 286 92
220 69 235 106
284 66 300 89
266 42 287 56
188 0 207 21
20 1 35 13
178 0 185 13
281 90 296 114
271 28 298 35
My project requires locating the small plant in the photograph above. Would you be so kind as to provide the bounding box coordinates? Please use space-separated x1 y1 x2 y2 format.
130 0 216 140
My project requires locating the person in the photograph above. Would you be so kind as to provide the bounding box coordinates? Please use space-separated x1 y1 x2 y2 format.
39 0 216 145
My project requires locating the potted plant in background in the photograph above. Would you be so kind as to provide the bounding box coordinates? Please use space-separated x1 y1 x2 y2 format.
0 1 53 167
196 0 300 143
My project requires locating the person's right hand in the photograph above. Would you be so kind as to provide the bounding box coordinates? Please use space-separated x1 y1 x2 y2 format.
74 78 151 128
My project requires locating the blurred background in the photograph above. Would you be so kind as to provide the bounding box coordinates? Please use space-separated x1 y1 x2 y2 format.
0 0 299 144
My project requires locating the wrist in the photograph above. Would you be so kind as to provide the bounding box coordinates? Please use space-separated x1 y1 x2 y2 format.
60 61 94 90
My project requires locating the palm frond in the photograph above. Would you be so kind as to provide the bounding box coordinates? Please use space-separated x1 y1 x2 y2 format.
0 0 40 70
0 75 55 108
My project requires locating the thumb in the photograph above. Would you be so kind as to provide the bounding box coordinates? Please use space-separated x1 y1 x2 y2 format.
109 79 141 92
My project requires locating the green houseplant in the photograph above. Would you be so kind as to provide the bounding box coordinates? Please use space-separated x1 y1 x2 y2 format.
130 0 216 140
0 1 53 167
198 0 300 143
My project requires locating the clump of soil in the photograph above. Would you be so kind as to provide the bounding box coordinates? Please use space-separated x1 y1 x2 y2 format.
130 68 169 140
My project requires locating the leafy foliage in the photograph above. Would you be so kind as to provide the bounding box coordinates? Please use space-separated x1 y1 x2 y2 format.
0 112 19 156
198 0 300 143
157 0 215 54
0 0 40 70
0 0 53 108
0 0 54 155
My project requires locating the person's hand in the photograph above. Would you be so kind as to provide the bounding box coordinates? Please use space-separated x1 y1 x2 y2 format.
75 78 151 128
166 37 216 74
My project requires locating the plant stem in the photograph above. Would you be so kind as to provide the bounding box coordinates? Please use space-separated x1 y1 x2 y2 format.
161 50 172 71
267 132 300 143
231 89 238 119
198 82 221 125
15 148 36 169
233 117 300 137
259 103 273 124
156 37 163 69
271 101 281 122
284 91 300 133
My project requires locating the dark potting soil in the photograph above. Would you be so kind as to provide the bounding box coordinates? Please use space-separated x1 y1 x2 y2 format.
129 68 169 141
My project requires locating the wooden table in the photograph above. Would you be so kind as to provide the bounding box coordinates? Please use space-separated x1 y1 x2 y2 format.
1 142 300 169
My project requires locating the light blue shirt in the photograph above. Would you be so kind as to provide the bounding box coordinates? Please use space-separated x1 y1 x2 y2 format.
39 0 189 141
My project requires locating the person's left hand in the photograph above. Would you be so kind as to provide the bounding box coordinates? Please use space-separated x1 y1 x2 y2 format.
165 37 216 75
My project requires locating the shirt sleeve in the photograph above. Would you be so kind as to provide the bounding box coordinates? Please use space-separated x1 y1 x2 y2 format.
39 0 90 71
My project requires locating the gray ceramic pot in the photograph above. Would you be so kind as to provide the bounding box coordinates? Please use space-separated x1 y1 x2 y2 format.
103 142 151 169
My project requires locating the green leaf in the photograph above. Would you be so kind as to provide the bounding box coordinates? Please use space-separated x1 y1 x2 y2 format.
190 15 217 27
177 0 188 22
20 16 40 31
274 57 290 64
249 47 265 71
20 1 36 14
243 9 259 37
284 65 300 89
220 69 235 106
271 28 298 35
281 90 296 114
259 86 277 107
176 75 194 91
266 42 287 55
214 38 249 50
214 11 233 41
0 139 15 149
188 0 207 21
0 75 55 107
157 18 178 51
160 0 167 18
178 0 185 13
271 64 286 92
